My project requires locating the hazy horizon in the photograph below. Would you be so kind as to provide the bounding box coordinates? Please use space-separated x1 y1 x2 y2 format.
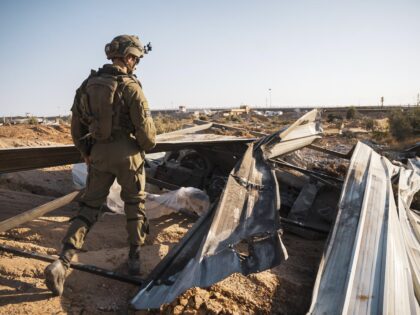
1 0 419 116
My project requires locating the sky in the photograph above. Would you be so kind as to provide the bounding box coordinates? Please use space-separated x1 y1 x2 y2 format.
0 0 419 116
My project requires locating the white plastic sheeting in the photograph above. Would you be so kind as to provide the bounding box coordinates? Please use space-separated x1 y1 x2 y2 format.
71 163 210 219
72 163 87 190
308 142 420 315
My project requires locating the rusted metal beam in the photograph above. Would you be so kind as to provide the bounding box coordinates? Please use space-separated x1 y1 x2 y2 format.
0 139 254 174
0 145 83 174
0 244 143 286
279 217 329 234
150 138 254 154
270 158 343 191
0 191 82 233
308 144 354 159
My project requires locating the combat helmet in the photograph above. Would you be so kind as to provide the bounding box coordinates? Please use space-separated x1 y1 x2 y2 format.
105 35 150 60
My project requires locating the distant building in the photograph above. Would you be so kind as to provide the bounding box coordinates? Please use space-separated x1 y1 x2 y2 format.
239 105 251 113
223 105 251 116
178 106 187 113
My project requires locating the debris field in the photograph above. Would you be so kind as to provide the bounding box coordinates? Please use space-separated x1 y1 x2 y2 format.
0 109 418 314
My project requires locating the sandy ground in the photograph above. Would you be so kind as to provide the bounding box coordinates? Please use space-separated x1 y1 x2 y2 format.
0 124 327 314
0 124 73 148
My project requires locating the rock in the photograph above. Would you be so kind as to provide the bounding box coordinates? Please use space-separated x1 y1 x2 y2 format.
205 300 224 315
211 291 222 299
173 305 184 315
193 295 204 309
182 308 197 315
179 298 188 306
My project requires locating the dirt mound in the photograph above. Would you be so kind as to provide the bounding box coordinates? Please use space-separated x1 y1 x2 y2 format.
0 166 74 197
0 124 72 147
160 233 325 315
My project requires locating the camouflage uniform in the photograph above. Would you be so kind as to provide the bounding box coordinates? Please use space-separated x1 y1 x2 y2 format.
65 63 156 250
45 35 154 296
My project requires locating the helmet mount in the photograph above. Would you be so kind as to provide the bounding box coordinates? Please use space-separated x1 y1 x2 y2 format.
105 35 152 60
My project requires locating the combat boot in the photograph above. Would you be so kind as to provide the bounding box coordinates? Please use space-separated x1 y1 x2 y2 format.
128 245 141 275
44 260 67 296
44 244 76 296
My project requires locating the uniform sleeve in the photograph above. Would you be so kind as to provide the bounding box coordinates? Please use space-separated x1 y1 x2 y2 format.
125 82 157 151
70 90 90 157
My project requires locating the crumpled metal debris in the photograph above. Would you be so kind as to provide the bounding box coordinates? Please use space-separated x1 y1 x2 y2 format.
308 142 420 315
131 110 323 309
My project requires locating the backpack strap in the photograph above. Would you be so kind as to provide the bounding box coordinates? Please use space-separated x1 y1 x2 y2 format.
73 69 98 127
111 75 138 133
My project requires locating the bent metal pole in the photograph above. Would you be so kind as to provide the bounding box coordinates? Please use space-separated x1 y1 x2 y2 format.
0 244 143 286
0 190 82 233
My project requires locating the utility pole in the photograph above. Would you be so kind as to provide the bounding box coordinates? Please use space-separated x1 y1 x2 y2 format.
269 88 272 108
417 93 419 106
380 96 384 108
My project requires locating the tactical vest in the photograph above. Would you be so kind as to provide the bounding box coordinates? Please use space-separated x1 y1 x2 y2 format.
77 70 139 141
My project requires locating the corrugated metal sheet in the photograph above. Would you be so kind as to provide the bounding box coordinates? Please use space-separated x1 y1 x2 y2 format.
398 158 420 302
131 109 323 310
308 142 419 315
261 109 322 159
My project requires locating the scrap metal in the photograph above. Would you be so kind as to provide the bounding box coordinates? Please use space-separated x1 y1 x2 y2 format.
307 143 353 160
278 217 329 234
308 142 420 315
270 158 344 185
398 157 420 302
3 109 417 314
0 145 82 174
131 109 323 309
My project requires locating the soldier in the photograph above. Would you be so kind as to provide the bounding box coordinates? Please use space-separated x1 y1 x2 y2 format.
44 35 156 296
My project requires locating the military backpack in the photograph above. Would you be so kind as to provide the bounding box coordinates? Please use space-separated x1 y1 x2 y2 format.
76 70 138 141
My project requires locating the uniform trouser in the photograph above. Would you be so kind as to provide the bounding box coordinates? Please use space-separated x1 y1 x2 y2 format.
62 137 148 250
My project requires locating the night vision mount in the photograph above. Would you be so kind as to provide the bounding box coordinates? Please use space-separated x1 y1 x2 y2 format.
144 42 152 54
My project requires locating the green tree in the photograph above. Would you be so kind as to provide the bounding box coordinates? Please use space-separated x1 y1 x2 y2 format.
388 110 412 140
364 118 377 131
408 107 420 134
27 116 39 125
346 106 357 120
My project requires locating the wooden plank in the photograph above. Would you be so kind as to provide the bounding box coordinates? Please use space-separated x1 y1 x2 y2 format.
0 191 82 233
